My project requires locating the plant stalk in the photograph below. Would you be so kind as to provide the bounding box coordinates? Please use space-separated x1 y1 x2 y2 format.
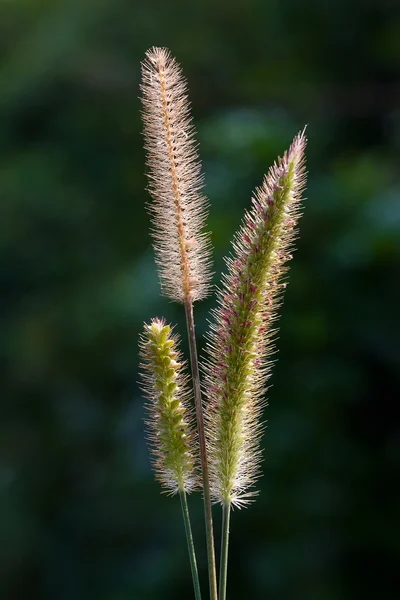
219 502 231 600
184 300 218 600
180 491 202 600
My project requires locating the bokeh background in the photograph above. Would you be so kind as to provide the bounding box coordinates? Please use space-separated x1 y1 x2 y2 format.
1 0 399 599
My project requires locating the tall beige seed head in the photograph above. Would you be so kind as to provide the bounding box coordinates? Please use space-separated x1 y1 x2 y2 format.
203 131 307 508
140 47 212 303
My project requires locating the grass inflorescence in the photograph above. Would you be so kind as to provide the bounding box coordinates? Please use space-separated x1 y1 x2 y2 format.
138 46 308 600
140 47 212 304
203 131 307 508
139 318 198 495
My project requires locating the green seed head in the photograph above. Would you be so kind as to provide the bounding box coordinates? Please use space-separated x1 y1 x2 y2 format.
139 318 198 494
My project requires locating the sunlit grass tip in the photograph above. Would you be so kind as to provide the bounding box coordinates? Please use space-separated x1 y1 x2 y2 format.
140 47 212 304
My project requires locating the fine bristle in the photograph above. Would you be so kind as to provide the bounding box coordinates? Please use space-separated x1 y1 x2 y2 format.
203 131 307 507
139 318 199 494
140 47 212 304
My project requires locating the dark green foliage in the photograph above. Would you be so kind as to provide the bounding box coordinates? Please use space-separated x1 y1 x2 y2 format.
0 1 398 599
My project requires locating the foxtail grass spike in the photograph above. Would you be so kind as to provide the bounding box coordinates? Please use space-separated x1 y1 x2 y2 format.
204 131 307 508
140 47 212 304
139 318 198 494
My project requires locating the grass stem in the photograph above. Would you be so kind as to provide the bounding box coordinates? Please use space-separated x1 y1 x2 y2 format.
185 300 218 600
219 502 231 600
180 491 202 600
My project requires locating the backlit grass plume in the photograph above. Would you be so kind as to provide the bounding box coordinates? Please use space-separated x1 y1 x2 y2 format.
139 318 202 599
139 318 198 494
140 47 212 304
204 131 307 509
139 45 309 600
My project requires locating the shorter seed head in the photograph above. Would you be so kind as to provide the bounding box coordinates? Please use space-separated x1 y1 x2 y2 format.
139 318 198 494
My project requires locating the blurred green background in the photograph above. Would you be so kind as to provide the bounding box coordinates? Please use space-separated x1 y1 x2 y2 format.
1 0 399 599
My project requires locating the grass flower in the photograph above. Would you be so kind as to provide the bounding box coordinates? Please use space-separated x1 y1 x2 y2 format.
139 318 197 494
139 318 202 599
204 130 307 508
203 130 307 600
140 47 212 304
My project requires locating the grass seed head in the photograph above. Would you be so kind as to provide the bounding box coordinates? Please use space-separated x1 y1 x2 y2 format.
203 131 307 507
139 318 199 494
140 47 212 304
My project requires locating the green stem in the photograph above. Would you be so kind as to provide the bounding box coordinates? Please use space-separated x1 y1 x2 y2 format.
180 491 202 600
184 300 218 600
219 502 231 600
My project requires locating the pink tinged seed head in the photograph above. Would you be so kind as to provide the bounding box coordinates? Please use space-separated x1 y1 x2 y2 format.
203 130 307 507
